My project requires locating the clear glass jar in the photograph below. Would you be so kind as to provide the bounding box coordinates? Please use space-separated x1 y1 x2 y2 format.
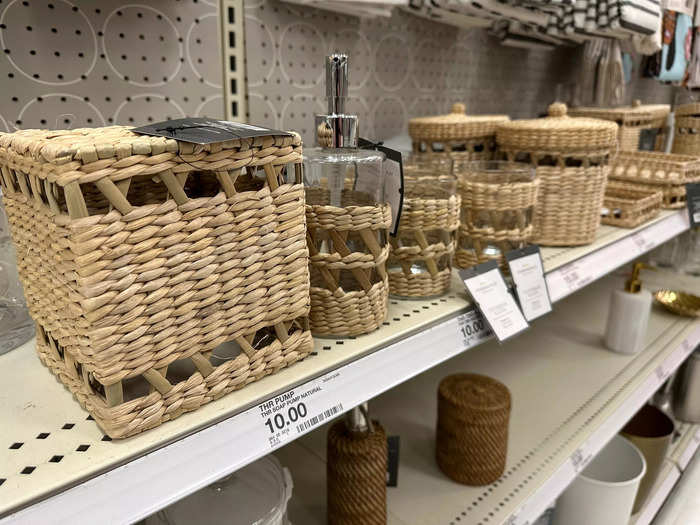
455 160 537 269
682 229 700 276
649 235 686 270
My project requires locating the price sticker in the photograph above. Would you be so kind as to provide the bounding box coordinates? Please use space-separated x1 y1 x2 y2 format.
458 309 493 348
655 364 668 383
506 246 552 322
631 231 656 255
682 339 694 355
560 262 593 294
570 444 593 474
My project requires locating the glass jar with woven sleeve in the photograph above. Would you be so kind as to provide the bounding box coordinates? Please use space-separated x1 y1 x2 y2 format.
455 161 538 270
387 156 459 298
496 102 618 246
408 103 509 160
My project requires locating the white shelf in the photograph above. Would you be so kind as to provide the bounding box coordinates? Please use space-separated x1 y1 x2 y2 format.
653 443 700 525
0 210 689 524
276 272 700 525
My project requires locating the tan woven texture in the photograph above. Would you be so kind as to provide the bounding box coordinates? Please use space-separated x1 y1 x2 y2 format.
673 104 700 155
409 103 509 157
306 188 391 336
0 126 313 438
569 101 669 152
388 175 460 298
327 420 387 525
602 182 663 228
497 103 616 246
609 151 700 209
456 166 539 270
437 373 511 486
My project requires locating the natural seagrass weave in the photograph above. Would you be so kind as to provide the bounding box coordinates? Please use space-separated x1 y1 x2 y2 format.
609 151 700 209
497 103 618 246
327 419 387 525
305 188 391 336
570 101 670 152
455 161 538 270
672 103 700 155
409 103 509 159
601 182 663 228
0 126 313 438
437 373 511 486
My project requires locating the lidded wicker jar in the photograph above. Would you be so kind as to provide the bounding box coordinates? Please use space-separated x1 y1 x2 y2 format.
569 100 670 152
0 126 313 438
387 156 460 298
672 103 700 155
496 103 618 246
436 373 511 486
408 103 509 160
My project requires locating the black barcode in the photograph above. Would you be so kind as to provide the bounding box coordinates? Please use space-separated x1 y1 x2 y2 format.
296 403 343 433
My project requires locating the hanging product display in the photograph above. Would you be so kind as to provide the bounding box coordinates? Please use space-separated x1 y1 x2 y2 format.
436 373 511 486
672 349 700 423
600 182 663 229
496 103 618 246
387 156 460 298
408 103 509 159
608 151 700 209
304 54 391 337
455 160 538 270
604 263 652 355
327 405 387 525
569 101 670 152
672 102 700 155
146 455 293 525
0 126 312 438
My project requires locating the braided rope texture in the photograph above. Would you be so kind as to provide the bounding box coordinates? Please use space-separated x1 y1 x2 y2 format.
327 420 387 525
437 373 511 486
0 126 313 438
602 182 663 228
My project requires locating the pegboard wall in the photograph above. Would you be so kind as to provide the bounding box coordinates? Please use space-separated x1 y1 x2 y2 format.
243 0 674 145
0 0 225 132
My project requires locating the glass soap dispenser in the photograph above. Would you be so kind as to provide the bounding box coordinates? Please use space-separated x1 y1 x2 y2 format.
302 53 390 338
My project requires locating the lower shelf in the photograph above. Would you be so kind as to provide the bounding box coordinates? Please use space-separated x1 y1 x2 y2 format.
276 272 700 525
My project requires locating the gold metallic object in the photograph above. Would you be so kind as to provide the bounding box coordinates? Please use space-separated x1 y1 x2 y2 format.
654 290 700 317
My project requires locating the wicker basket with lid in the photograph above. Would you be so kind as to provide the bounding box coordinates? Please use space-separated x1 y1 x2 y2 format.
569 100 670 152
409 103 509 160
672 103 700 155
496 102 618 246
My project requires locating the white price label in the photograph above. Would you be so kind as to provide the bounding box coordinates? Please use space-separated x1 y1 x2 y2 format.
694 211 700 224
683 339 694 355
458 309 493 348
655 364 669 383
507 247 552 322
571 444 593 474
560 263 593 293
631 231 656 255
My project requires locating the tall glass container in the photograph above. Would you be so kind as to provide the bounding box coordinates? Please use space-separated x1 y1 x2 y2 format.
302 54 390 337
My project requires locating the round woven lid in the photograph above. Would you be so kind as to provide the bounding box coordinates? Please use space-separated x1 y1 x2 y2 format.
438 373 511 413
496 102 618 152
675 102 700 117
569 100 670 122
409 103 510 141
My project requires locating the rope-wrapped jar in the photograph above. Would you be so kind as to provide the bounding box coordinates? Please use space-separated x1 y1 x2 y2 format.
388 157 460 298
437 373 511 485
496 103 618 246
673 103 700 155
409 103 509 160
455 160 538 270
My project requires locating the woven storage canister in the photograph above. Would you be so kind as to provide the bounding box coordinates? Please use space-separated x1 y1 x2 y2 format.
455 160 538 270
601 182 663 228
409 103 509 160
388 157 460 298
609 151 700 208
437 373 511 485
569 101 670 152
496 102 618 246
0 126 312 438
672 103 700 155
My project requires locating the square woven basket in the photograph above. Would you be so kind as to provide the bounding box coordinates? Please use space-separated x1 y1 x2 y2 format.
0 126 313 438
601 182 663 228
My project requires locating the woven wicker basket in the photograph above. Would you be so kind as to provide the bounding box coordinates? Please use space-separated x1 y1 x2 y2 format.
570 101 670 152
455 161 538 270
408 103 509 160
601 182 663 228
436 373 511 486
672 103 700 155
609 151 700 208
496 103 618 246
0 126 312 438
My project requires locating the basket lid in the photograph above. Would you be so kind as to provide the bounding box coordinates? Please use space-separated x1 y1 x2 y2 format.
675 102 700 117
409 103 510 141
438 373 511 412
496 102 618 153
569 100 670 123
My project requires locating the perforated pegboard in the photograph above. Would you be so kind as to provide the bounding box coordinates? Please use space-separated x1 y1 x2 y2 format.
0 0 226 131
243 1 674 145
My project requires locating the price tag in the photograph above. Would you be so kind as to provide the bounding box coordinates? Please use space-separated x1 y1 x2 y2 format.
255 371 345 449
686 183 700 227
459 261 529 342
506 246 552 322
655 364 669 383
458 309 493 348
570 443 593 474
631 230 656 255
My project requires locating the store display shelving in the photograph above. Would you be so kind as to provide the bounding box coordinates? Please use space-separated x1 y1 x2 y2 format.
0 209 690 525
276 272 700 525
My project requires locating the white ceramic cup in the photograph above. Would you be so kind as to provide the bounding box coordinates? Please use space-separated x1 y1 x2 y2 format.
552 435 647 525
